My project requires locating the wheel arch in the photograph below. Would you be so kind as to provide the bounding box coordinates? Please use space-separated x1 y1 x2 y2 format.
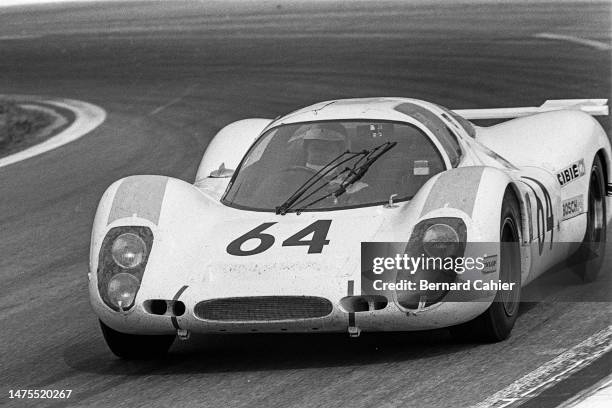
469 167 530 284
594 148 611 225
596 148 609 192
506 181 527 244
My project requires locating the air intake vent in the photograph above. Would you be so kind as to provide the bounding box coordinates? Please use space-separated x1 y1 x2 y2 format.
194 296 333 321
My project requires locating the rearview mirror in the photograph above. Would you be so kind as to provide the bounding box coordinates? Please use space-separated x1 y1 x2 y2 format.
209 162 234 178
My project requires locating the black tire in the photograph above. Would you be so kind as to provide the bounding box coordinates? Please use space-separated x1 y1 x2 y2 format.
100 320 175 359
451 188 522 342
571 155 607 282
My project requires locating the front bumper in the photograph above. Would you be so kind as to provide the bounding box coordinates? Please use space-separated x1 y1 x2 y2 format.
91 282 493 335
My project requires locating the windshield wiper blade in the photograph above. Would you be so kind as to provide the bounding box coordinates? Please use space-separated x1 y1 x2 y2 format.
275 150 367 215
293 141 397 214
289 142 389 209
333 141 397 197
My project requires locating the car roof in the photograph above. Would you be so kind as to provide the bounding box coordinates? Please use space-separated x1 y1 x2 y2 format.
272 97 442 125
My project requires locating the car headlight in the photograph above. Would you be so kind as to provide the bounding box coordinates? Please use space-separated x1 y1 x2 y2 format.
422 223 460 258
96 226 154 312
395 218 466 309
111 233 147 268
107 273 140 310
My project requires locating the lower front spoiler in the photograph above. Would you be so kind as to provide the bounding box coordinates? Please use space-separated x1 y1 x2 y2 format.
94 298 492 336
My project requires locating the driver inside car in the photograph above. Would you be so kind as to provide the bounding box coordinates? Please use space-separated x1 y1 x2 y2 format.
299 123 368 195
301 123 347 172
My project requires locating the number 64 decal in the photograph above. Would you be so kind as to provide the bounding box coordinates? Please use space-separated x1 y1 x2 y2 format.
226 220 332 256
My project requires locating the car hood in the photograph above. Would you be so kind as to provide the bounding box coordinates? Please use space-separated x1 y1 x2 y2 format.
141 189 420 300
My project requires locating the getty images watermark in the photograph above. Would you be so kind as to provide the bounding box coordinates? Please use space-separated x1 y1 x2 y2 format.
369 252 510 292
361 242 612 303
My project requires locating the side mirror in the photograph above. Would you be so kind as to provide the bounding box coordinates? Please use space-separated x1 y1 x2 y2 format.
209 162 234 178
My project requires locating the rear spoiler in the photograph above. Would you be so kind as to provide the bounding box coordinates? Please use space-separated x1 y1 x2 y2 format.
453 99 608 120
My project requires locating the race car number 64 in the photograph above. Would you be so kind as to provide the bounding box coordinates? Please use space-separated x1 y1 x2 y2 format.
226 220 332 256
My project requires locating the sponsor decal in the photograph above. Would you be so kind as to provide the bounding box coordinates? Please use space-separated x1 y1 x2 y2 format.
482 255 497 274
562 195 584 221
557 159 585 187
413 160 430 175
356 123 393 139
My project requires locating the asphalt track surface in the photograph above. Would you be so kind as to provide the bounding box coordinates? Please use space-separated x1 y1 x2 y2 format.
0 1 610 407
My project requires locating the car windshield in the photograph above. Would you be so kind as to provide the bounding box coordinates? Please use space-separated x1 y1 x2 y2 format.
222 120 446 212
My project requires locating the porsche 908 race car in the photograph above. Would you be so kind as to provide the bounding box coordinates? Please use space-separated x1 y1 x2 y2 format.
89 97 610 358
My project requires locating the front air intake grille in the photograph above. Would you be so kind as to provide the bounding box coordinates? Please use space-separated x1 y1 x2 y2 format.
194 296 333 321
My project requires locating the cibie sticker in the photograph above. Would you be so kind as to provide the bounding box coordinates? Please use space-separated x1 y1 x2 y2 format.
562 195 584 221
557 159 585 187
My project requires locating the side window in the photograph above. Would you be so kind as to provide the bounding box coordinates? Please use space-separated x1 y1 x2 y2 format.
394 102 463 168
437 129 461 167
451 112 476 138
434 117 461 167
439 108 476 138
439 108 476 166
440 121 462 159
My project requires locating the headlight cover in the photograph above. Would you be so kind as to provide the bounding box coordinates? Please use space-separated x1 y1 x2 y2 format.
422 223 460 258
96 226 153 312
111 233 147 269
107 273 141 310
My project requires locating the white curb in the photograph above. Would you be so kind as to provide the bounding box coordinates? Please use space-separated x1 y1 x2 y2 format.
0 98 107 168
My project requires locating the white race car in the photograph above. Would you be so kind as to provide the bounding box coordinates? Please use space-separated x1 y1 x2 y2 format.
89 97 610 358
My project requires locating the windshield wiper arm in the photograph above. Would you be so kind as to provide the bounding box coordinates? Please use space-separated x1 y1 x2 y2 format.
293 141 397 214
275 150 367 215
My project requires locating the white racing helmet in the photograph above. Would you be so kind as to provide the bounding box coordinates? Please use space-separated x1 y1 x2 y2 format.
290 123 348 146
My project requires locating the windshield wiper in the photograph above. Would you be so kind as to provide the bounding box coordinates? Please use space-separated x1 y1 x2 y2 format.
275 150 367 215
293 141 397 214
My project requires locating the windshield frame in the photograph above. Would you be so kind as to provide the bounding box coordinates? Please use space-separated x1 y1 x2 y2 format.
221 119 450 213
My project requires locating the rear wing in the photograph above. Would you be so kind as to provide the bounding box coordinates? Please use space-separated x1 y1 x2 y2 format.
453 99 608 120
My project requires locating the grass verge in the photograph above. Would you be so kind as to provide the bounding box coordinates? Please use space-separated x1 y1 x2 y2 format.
0 99 54 154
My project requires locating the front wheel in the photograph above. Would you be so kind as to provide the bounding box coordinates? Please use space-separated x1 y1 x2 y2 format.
100 320 175 359
451 189 522 342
